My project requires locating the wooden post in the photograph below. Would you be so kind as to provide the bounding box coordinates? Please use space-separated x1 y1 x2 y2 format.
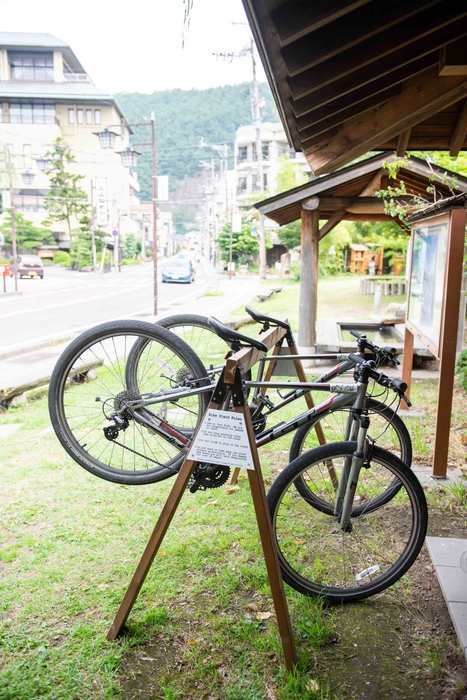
298 207 319 349
432 209 466 477
400 326 414 410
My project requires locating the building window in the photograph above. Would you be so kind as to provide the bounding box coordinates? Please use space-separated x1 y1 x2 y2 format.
237 176 247 195
237 146 247 163
10 51 54 81
10 103 55 124
263 173 268 189
94 109 101 125
86 109 93 125
252 174 261 191
252 143 257 161
16 189 48 212
262 142 270 160
68 109 74 124
77 109 83 125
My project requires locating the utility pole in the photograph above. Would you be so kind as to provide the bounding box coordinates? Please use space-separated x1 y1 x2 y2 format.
250 37 267 280
90 180 97 271
10 183 18 292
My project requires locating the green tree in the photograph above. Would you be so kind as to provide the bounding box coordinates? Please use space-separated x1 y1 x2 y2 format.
275 154 309 194
69 217 106 269
122 233 138 259
217 221 260 264
0 211 54 250
277 219 301 249
42 138 89 235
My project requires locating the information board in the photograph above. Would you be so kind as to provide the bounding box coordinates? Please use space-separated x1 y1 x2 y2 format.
187 409 254 470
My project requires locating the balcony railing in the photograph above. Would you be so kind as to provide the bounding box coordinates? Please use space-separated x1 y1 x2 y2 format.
63 73 90 82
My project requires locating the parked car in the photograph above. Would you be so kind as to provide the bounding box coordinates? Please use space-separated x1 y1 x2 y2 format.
12 255 44 279
162 257 195 284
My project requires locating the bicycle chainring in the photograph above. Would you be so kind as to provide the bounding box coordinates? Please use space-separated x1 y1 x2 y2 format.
190 463 231 492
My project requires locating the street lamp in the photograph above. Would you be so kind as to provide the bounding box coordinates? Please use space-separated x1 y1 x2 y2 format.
117 147 140 169
95 114 158 314
21 170 34 186
35 156 50 172
94 128 119 150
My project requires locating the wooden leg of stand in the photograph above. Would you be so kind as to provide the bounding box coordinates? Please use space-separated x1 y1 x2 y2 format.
231 346 282 487
238 405 297 672
289 343 338 488
107 458 197 640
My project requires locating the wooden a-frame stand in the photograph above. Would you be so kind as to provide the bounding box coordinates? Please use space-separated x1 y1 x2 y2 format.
230 327 336 487
106 323 297 671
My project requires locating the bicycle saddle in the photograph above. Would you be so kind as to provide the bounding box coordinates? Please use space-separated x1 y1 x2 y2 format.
208 317 268 352
245 305 290 330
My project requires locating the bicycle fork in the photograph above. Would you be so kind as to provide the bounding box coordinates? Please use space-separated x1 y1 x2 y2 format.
335 414 371 532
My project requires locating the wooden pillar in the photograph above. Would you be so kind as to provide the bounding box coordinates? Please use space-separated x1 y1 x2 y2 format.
432 209 466 477
298 207 319 348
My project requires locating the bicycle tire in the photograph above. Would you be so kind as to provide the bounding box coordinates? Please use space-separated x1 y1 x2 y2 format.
48 320 210 485
156 313 253 393
267 442 427 603
289 399 412 516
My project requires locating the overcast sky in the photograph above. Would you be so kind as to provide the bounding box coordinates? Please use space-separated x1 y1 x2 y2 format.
0 0 266 94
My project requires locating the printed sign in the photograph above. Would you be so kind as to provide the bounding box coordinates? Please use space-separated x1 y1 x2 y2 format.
95 177 108 227
187 409 254 470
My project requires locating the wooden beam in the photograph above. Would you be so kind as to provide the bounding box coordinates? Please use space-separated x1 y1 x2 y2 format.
305 68 467 175
319 210 346 239
298 209 319 348
450 99 467 156
396 129 412 156
304 196 388 213
439 41 467 76
287 9 467 100
359 168 386 196
297 87 401 139
292 54 437 118
280 0 441 77
270 0 372 47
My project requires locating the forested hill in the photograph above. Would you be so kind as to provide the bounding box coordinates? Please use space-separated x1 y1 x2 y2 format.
116 83 276 199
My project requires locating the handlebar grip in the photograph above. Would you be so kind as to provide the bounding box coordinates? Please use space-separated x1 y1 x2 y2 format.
348 352 364 364
350 330 363 340
389 378 408 394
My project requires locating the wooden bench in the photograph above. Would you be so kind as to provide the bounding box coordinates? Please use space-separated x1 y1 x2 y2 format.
0 359 103 409
256 287 283 302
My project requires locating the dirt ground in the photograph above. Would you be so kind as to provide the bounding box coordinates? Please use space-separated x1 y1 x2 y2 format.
118 499 467 700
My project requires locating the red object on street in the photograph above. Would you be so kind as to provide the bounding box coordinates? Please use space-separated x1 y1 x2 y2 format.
0 264 10 277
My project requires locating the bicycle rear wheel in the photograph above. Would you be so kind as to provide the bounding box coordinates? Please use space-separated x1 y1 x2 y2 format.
48 320 209 485
157 314 231 372
268 442 427 603
289 399 412 516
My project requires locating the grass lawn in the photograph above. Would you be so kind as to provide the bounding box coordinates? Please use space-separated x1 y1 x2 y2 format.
1 276 467 699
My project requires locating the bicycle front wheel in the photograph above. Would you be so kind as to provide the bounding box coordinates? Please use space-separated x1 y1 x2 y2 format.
289 399 412 515
49 320 209 485
268 442 427 603
157 314 232 371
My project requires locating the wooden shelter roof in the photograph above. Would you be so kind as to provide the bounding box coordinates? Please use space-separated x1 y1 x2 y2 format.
242 0 467 175
254 152 467 227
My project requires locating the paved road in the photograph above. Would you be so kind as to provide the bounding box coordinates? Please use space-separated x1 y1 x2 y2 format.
0 259 259 357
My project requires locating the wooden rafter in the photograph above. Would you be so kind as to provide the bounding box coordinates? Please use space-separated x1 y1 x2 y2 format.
287 15 467 100
270 0 372 47
305 68 467 175
450 100 467 156
396 129 412 157
280 0 441 77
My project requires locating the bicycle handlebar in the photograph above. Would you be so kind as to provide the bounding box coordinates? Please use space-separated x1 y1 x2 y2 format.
349 330 400 366
348 353 411 404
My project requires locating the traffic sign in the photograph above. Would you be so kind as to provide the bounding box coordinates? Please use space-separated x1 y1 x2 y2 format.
0 234 4 245
112 229 118 237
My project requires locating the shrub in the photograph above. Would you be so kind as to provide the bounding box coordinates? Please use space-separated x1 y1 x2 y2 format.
455 349 467 391
53 251 71 267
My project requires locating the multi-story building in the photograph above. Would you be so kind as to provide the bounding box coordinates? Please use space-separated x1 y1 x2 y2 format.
0 32 138 253
234 122 310 206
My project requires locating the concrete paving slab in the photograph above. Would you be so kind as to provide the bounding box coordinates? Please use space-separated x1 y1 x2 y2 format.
0 424 22 439
426 537 467 662
436 566 467 603
447 603 467 658
426 537 467 568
